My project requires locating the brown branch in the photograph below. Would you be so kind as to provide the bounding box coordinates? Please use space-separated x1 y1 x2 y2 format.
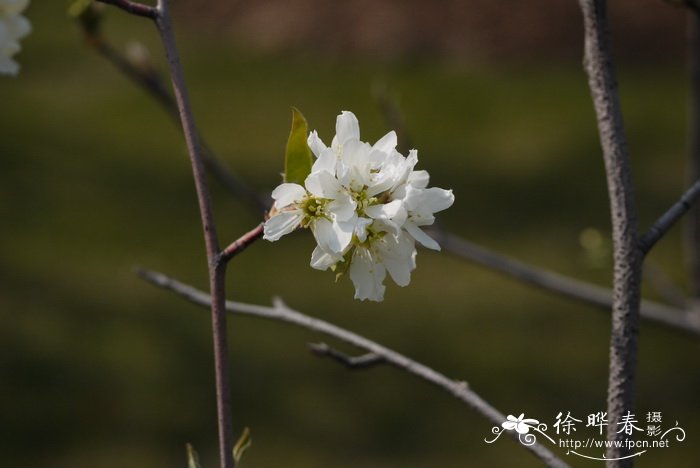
95 0 157 19
152 1 232 466
136 268 570 468
308 342 384 369
639 179 700 254
219 223 264 264
578 0 642 464
435 230 700 337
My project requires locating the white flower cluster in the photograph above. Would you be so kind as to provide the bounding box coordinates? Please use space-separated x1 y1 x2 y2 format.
0 0 30 76
264 111 454 301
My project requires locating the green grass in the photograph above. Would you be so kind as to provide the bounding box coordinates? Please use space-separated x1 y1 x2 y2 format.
1 2 698 467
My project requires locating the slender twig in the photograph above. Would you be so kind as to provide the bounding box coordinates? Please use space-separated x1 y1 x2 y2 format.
136 268 570 468
308 342 384 369
96 0 157 19
639 179 700 254
435 230 700 336
578 1 642 464
219 224 265 264
78 13 269 214
152 1 232 466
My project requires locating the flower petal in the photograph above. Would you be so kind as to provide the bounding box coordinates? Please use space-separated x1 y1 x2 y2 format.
305 170 343 199
373 130 397 154
307 130 327 159
349 247 386 301
271 183 306 209
263 210 303 241
310 245 343 271
333 111 360 148
405 222 441 251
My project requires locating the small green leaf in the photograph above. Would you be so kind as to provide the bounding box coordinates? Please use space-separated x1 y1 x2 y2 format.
284 107 313 185
233 427 252 465
186 443 203 468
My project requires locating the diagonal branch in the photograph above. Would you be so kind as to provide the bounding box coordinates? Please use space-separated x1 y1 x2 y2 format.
639 179 700 254
308 342 384 369
77 10 269 214
96 0 157 19
219 223 265 264
435 230 700 336
136 268 570 468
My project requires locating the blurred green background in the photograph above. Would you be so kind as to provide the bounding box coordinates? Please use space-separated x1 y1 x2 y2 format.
2 1 699 467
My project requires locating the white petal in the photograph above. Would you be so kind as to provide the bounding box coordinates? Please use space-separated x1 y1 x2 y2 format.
333 217 355 252
405 222 441 251
420 187 455 214
408 170 429 189
305 170 343 199
365 200 407 235
380 234 416 287
353 217 374 243
311 147 337 174
350 248 386 301
310 246 343 271
0 56 19 76
312 217 338 252
372 131 397 155
307 130 327 158
333 111 360 147
328 193 357 222
271 183 307 209
263 210 303 241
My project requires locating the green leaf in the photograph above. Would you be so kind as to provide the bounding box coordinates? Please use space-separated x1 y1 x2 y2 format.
186 443 203 468
284 107 313 185
233 427 252 465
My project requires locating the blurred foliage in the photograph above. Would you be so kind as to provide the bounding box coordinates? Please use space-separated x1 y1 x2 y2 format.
1 2 699 467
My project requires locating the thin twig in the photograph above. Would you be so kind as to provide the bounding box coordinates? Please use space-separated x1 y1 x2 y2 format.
136 268 570 468
78 13 269 214
435 230 700 336
639 179 700 254
308 342 385 369
219 223 265 264
96 0 157 19
152 1 232 467
578 1 642 464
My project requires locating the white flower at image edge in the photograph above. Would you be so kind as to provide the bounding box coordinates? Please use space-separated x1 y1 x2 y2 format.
264 110 455 301
0 0 31 76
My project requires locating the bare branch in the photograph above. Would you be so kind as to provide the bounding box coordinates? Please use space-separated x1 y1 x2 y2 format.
96 0 157 19
639 179 700 254
219 223 265 264
578 0 642 463
153 1 232 466
136 268 570 468
308 342 384 369
436 230 700 337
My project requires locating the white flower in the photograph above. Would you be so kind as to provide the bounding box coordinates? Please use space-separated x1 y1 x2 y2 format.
0 0 31 76
266 110 454 301
263 171 356 254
